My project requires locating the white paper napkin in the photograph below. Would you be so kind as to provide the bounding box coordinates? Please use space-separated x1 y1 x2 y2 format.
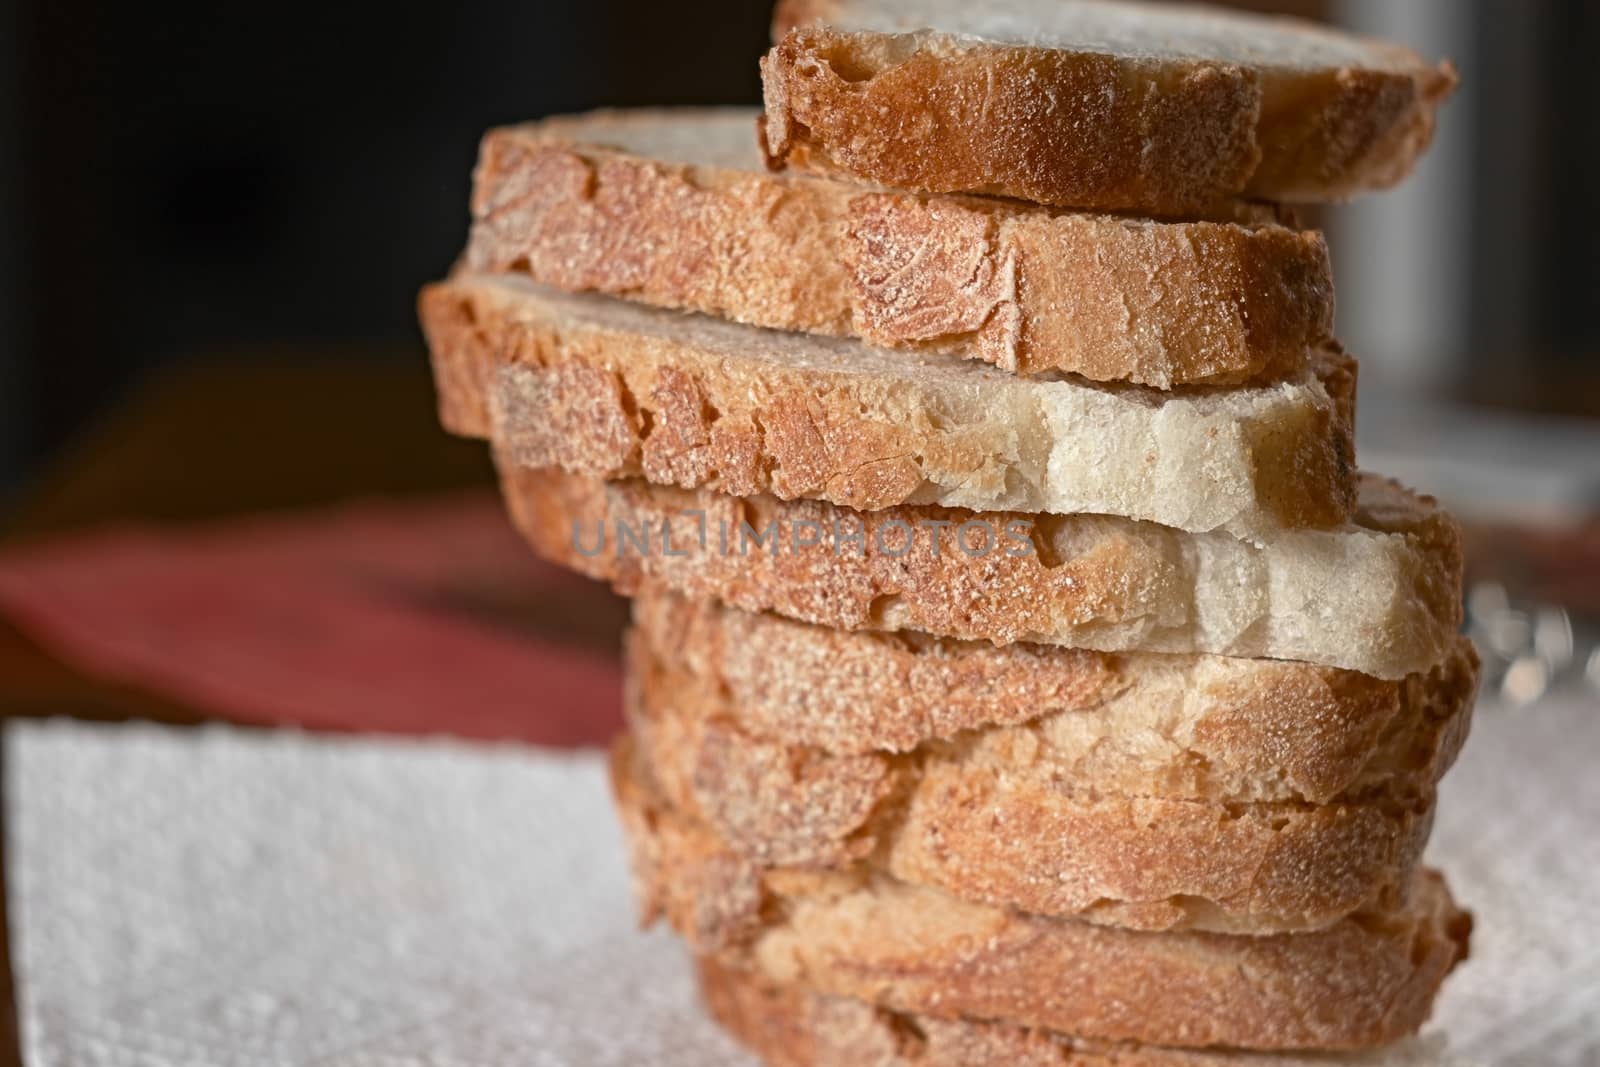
6 691 1598 1067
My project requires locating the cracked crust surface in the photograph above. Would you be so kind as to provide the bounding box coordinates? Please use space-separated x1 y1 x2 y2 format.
624 617 1475 933
419 272 1357 537
464 109 1334 387
612 741 1471 1052
494 465 1462 679
630 590 1478 804
696 955 1456 1067
761 1 1457 213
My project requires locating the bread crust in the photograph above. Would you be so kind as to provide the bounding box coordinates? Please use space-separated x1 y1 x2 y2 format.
419 273 1357 536
494 465 1463 679
630 590 1479 804
760 12 1456 212
612 741 1471 1052
695 955 1452 1067
624 622 1475 933
464 109 1334 387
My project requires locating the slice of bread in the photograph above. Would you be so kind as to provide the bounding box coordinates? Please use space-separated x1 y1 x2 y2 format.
612 740 1471 1052
465 109 1334 387
495 466 1463 679
421 273 1358 537
762 0 1457 213
624 621 1473 933
696 955 1459 1067
631 590 1480 805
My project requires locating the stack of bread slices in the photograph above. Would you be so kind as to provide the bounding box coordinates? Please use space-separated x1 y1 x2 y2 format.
419 1 1480 1061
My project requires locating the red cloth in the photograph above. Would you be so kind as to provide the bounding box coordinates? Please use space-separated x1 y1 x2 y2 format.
0 494 623 745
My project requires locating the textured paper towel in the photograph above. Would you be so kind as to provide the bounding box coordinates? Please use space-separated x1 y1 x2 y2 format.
6 693 1598 1067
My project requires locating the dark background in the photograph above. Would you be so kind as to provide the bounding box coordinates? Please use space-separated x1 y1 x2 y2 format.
4 0 1599 512
3 0 778 506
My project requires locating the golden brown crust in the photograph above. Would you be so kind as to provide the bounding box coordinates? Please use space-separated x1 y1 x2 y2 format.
1248 60 1459 199
761 30 1261 214
633 588 1120 756
420 273 1358 536
495 466 1463 679
612 742 1471 1052
883 769 1431 934
843 191 1331 385
462 110 1334 387
760 20 1455 212
696 956 1449 1067
467 112 856 340
625 623 1475 933
416 283 500 438
630 590 1478 804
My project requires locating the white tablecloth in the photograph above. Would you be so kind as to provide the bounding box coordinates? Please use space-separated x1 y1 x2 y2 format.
6 691 1597 1066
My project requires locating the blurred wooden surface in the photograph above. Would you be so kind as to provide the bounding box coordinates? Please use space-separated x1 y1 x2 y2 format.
6 349 493 541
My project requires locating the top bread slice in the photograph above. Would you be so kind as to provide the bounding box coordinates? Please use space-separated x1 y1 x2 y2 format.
419 273 1357 537
762 0 1457 213
466 109 1334 387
